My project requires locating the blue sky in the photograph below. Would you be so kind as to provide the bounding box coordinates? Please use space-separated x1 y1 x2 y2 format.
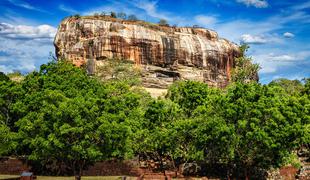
0 0 309 83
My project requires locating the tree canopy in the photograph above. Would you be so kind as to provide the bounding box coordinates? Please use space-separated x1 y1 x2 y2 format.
231 44 260 83
0 59 308 179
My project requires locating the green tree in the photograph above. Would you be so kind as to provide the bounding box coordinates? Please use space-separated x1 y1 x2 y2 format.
302 78 310 95
231 44 260 83
117 12 127 19
0 124 18 156
93 13 100 18
0 72 9 82
127 14 138 21
166 80 309 178
110 11 117 18
158 19 169 26
96 58 142 86
0 79 23 128
73 14 81 19
15 61 145 180
135 99 181 174
0 73 22 157
170 116 236 177
221 83 309 178
166 81 220 117
100 11 107 16
269 78 303 95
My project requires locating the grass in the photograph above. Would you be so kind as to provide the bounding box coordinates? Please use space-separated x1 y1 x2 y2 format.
0 175 19 179
0 175 136 180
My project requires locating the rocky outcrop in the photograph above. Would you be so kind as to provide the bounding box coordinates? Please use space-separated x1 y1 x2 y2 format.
54 16 240 89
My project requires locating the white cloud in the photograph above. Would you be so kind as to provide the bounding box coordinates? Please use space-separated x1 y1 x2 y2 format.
83 2 137 19
194 8 310 44
0 23 56 40
240 34 268 44
259 66 277 74
0 36 54 73
58 4 78 14
292 1 310 10
0 22 56 73
236 0 268 8
283 32 295 38
129 0 187 23
253 51 310 74
264 51 310 62
7 0 49 13
84 0 187 25
267 54 296 61
131 0 169 20
194 15 217 27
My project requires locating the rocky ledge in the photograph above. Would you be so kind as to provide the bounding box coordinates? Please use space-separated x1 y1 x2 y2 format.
54 16 240 90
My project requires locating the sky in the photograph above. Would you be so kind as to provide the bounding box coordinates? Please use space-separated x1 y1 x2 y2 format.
0 0 309 83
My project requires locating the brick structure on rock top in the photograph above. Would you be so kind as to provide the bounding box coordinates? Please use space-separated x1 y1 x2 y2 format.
54 16 240 90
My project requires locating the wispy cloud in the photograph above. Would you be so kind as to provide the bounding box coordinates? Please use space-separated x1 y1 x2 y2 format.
83 2 136 18
292 1 310 10
130 0 169 20
58 4 78 14
7 0 49 13
0 23 56 40
240 34 268 44
236 0 269 8
253 51 310 74
83 0 187 25
194 15 217 28
267 54 296 61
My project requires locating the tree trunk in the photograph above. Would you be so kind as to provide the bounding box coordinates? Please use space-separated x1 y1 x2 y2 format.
245 167 249 180
76 160 84 180
72 160 81 180
170 155 177 178
75 175 81 180
227 169 230 180
160 157 165 176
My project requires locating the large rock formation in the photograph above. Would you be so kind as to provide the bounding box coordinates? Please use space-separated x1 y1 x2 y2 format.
54 16 240 91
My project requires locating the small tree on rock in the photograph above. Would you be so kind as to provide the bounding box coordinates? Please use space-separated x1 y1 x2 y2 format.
117 12 127 19
158 19 169 26
127 14 138 21
110 11 117 18
231 44 260 83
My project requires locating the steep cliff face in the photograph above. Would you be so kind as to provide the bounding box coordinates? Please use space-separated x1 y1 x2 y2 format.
54 16 240 89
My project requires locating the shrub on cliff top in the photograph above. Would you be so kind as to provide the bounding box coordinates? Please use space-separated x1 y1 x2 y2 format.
127 14 138 21
158 19 169 26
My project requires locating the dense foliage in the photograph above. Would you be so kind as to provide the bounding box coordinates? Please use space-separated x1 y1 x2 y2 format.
231 44 260 83
0 61 309 179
